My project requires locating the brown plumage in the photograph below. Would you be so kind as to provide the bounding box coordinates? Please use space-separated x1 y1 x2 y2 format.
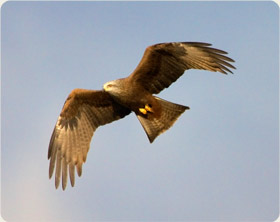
48 42 235 190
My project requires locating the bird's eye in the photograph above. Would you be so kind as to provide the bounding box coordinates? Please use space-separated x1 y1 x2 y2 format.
107 84 113 88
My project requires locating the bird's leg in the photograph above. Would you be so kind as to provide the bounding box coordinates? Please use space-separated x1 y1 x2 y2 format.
145 104 153 113
139 104 153 115
139 107 147 115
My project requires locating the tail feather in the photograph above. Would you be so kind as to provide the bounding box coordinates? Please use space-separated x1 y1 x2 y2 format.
136 97 189 143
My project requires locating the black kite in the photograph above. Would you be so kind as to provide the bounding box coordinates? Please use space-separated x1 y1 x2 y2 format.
48 42 235 190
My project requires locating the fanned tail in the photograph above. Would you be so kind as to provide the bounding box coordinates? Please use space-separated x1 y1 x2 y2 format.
136 97 189 143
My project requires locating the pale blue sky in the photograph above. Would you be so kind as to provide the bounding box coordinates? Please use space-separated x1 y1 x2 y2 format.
1 1 279 221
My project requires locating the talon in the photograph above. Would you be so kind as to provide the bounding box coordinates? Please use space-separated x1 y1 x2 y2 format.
139 108 147 115
145 104 153 113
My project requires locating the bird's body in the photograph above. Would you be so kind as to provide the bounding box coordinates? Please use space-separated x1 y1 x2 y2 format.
104 78 162 117
48 42 236 190
104 78 149 111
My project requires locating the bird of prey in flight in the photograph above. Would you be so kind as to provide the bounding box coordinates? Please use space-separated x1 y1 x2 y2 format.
48 42 235 190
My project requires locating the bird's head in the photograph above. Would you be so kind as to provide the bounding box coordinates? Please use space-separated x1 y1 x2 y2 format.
103 81 116 92
103 78 125 97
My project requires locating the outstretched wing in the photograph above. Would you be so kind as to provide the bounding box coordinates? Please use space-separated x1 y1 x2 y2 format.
128 42 236 94
48 89 131 190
